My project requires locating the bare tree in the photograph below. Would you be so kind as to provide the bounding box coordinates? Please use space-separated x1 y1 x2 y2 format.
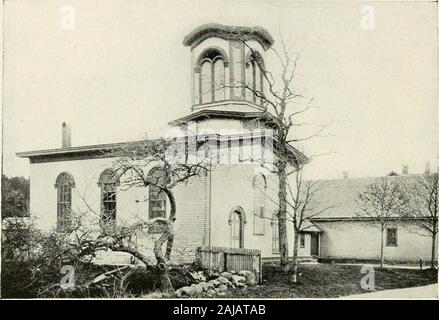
228 35 331 272
205 28 336 272
356 177 410 268
404 173 438 269
285 168 333 282
70 138 210 293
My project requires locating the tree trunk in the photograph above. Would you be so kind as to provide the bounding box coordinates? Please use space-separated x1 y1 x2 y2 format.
431 222 437 269
278 160 289 272
153 220 174 293
290 229 300 283
380 226 385 268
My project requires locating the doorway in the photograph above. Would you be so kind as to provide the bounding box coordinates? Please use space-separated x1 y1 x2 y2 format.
310 233 319 256
230 209 244 249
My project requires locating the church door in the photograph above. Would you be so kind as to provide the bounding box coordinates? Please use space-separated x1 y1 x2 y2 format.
230 210 244 248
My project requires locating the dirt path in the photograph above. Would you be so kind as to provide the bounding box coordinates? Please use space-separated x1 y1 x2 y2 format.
343 284 438 299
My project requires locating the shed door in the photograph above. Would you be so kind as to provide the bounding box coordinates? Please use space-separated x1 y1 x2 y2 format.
310 234 319 256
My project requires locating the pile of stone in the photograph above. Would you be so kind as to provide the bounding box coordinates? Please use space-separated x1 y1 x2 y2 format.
175 270 257 298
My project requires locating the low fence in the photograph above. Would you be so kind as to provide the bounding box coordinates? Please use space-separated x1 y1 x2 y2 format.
196 246 262 282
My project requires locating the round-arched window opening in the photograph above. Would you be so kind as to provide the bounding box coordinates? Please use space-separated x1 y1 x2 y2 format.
196 48 228 105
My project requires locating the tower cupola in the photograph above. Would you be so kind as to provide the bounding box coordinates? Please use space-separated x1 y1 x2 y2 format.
183 23 274 113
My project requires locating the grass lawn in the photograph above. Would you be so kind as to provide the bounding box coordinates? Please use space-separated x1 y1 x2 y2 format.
223 263 438 298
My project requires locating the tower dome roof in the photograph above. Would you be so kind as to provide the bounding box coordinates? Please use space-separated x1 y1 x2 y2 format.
183 23 274 49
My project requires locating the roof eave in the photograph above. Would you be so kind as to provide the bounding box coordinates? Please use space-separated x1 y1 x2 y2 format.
183 23 274 49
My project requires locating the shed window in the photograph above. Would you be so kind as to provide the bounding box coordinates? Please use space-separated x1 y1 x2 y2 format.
386 227 398 247
300 233 305 248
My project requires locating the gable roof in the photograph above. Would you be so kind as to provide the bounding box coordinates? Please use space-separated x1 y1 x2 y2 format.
307 175 421 220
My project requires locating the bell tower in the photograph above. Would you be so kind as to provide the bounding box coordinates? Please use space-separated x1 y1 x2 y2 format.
183 23 274 113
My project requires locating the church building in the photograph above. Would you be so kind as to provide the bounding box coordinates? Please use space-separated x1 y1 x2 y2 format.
17 24 308 263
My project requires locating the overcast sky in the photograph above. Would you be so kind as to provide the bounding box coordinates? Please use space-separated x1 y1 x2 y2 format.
2 0 437 180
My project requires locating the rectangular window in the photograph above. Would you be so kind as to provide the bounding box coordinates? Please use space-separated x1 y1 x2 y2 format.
149 199 166 219
386 227 398 247
253 206 265 235
272 219 279 254
300 233 305 248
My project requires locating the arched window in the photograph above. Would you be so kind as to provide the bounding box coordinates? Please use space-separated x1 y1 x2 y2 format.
246 52 264 103
196 48 228 104
55 172 75 232
148 168 168 219
271 212 279 254
98 169 119 222
201 60 212 104
253 174 266 235
213 57 225 101
228 207 246 249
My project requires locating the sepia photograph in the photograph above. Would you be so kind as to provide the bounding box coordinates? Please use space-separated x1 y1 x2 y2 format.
0 0 438 303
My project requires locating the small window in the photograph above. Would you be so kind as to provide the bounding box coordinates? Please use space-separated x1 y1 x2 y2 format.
386 227 398 247
300 233 305 248
272 216 279 254
245 51 264 103
148 168 167 219
253 174 266 235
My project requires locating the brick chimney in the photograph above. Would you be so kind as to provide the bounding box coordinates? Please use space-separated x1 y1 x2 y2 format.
402 165 409 175
62 122 71 148
342 171 349 179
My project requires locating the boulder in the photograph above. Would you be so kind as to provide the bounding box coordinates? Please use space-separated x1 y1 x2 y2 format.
207 289 216 296
199 282 210 292
217 276 230 285
220 272 233 280
231 275 246 285
208 279 220 287
217 284 228 293
191 283 203 295
180 286 195 297
236 282 247 289
246 274 257 286
238 270 254 278
217 292 226 296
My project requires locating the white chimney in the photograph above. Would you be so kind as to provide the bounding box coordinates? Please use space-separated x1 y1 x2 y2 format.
402 165 409 175
424 162 431 175
62 122 71 148
342 171 349 179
